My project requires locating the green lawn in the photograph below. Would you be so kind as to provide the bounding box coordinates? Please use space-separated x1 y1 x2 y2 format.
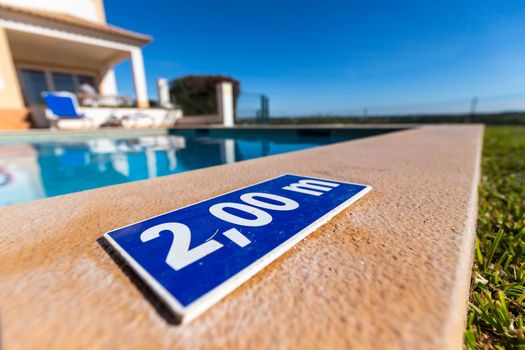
465 126 525 349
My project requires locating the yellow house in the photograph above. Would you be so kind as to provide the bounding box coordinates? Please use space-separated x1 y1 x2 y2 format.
0 0 153 128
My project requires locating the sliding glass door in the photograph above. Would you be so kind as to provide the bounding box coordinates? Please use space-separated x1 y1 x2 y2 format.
18 68 98 107
52 73 76 93
19 69 48 106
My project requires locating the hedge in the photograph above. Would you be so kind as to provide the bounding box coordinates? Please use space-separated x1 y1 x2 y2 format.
169 75 240 116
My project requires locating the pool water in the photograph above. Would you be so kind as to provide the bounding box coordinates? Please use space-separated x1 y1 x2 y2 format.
0 130 377 206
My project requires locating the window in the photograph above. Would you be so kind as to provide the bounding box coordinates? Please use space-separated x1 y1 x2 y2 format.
77 75 98 94
18 68 98 106
19 69 48 106
78 75 97 90
52 73 76 93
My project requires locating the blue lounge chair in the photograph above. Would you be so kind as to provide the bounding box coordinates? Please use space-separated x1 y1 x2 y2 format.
42 92 96 129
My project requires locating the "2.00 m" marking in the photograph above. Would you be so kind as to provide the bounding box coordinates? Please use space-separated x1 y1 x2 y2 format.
140 179 339 271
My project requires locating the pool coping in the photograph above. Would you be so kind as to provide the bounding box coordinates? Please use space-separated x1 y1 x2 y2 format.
0 127 170 143
0 124 411 143
0 124 483 349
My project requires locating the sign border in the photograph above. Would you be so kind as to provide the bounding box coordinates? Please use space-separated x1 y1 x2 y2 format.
103 173 371 323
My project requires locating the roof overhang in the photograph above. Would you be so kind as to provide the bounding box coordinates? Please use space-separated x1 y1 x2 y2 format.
0 3 151 47
6 29 130 72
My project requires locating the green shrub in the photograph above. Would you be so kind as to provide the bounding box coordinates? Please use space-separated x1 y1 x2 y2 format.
169 75 240 116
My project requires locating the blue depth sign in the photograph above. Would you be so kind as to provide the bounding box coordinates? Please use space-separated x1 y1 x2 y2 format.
104 174 370 322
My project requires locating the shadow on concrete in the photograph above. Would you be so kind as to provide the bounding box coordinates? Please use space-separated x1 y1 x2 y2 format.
96 237 182 325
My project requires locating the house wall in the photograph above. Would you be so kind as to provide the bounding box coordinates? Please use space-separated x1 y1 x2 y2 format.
93 0 106 23
0 26 23 109
0 0 105 23
0 108 29 129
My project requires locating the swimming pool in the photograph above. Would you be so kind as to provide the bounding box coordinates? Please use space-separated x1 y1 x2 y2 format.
0 128 396 206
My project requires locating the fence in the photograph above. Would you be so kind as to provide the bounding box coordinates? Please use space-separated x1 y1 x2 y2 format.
236 92 270 123
269 94 525 119
329 94 525 117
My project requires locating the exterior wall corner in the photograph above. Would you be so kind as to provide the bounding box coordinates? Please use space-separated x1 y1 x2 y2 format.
0 26 25 110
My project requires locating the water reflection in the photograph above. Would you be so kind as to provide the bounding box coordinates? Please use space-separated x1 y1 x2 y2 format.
0 134 336 206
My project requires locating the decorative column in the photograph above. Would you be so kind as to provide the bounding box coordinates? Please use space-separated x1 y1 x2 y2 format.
157 78 172 108
216 81 234 127
223 139 236 163
130 47 149 108
100 69 118 96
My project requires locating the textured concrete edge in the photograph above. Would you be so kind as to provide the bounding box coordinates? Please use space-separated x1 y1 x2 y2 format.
0 124 485 349
442 125 484 348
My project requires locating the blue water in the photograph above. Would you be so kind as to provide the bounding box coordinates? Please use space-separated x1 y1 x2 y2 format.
0 132 361 206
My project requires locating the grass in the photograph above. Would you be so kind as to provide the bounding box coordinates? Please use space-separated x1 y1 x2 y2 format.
465 126 525 349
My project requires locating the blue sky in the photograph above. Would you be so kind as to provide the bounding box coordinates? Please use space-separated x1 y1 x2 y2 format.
106 0 525 116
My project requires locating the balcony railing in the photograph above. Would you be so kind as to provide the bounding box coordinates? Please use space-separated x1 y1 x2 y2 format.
77 93 134 108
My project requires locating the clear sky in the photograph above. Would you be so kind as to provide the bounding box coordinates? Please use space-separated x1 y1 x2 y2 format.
106 0 525 116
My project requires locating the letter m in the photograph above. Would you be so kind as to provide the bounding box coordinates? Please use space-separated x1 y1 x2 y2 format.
282 179 339 196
